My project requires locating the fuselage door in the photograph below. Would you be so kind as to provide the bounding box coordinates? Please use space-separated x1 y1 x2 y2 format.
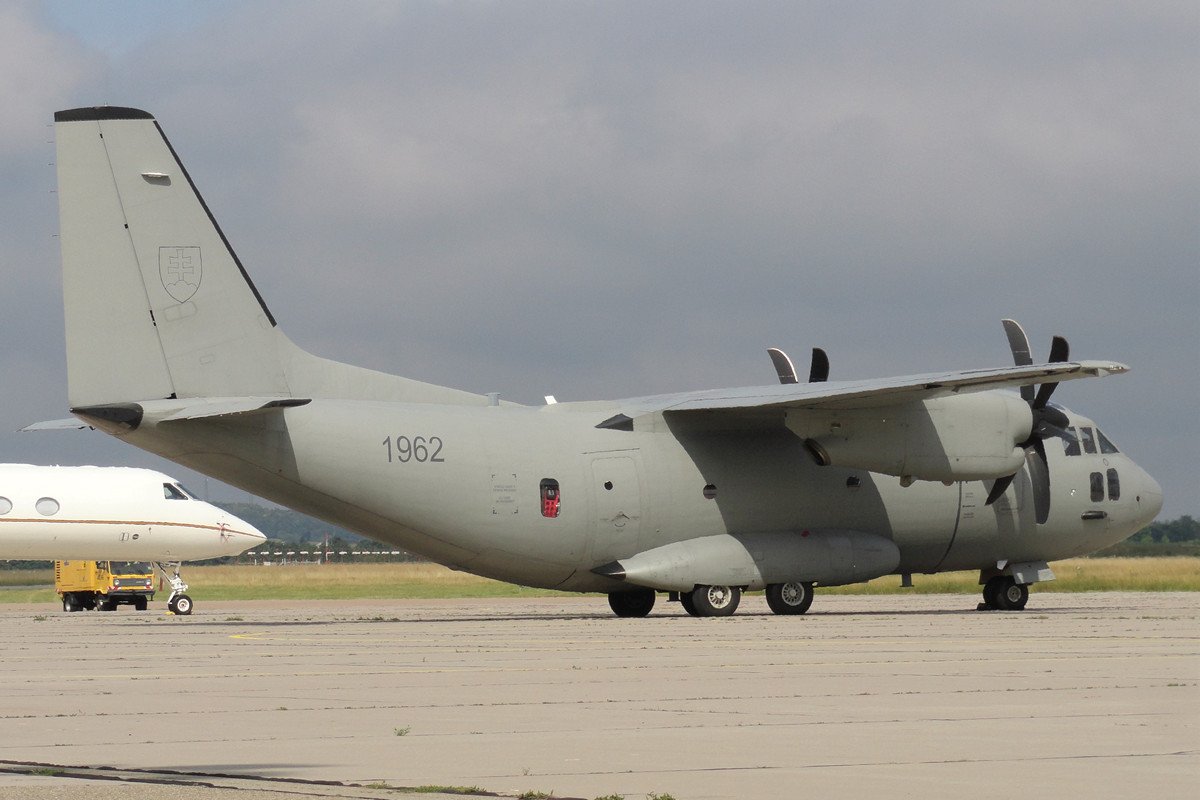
588 455 643 562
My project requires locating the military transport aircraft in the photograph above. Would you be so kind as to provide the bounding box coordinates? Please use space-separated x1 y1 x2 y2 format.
43 106 1162 618
0 463 265 613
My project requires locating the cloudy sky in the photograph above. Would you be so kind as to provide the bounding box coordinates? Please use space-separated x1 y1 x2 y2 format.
2 1 1196 518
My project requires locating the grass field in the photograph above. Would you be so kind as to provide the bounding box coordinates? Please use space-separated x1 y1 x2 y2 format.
1 557 1197 604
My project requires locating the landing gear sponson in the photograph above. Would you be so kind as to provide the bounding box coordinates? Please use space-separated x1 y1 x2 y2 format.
153 561 194 615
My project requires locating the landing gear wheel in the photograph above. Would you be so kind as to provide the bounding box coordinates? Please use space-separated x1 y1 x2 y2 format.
679 592 700 617
982 576 1005 610
995 579 1029 611
766 582 813 615
169 594 193 615
608 589 656 618
983 576 1028 610
689 585 741 617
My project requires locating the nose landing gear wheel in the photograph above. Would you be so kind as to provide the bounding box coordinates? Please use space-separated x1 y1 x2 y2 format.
168 594 193 616
766 581 813 615
982 576 1028 611
688 585 741 617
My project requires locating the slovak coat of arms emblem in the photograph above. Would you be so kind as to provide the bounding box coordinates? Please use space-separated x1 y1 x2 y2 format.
159 246 202 303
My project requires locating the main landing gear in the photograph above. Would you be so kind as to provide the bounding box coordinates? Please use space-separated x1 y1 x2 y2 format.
153 562 194 615
980 575 1029 611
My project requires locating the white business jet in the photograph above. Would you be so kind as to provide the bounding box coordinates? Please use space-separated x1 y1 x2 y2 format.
0 463 266 613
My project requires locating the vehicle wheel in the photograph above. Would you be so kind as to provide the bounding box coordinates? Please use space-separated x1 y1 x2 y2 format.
689 585 740 617
171 594 193 615
134 596 148 612
63 595 78 613
608 589 655 618
679 592 700 617
96 598 114 612
982 576 1005 610
995 579 1029 611
766 582 813 615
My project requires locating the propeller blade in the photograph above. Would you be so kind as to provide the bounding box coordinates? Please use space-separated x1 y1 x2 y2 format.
1027 440 1051 524
1002 319 1035 403
985 473 1015 506
1001 319 1034 366
767 348 798 385
1031 336 1070 409
1048 335 1069 363
1032 378 1058 410
808 348 829 383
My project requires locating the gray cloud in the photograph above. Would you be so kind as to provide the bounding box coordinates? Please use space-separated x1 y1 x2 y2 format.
2 0 1196 516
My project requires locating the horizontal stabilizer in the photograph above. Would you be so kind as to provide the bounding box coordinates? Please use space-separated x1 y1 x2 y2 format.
19 418 93 431
67 397 312 432
158 397 312 422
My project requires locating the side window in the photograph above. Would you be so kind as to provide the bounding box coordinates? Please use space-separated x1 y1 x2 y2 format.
163 483 188 500
1089 472 1104 502
1080 427 1098 455
1062 426 1081 456
540 478 561 519
1107 469 1120 501
0 497 10 515
36 497 60 516
1097 430 1120 454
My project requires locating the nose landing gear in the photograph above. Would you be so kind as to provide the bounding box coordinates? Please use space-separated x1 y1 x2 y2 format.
980 575 1029 611
153 562 194 615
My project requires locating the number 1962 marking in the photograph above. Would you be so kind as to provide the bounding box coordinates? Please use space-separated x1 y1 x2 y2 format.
382 435 445 464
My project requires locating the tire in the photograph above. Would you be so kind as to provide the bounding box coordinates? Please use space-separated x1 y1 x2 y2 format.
689 585 741 617
766 582 813 615
134 596 148 612
63 595 78 613
171 594 193 615
96 597 114 612
679 592 700 617
995 580 1029 611
608 589 655 618
982 576 1005 610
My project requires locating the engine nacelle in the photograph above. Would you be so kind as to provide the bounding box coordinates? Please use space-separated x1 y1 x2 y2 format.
785 392 1032 482
600 530 901 592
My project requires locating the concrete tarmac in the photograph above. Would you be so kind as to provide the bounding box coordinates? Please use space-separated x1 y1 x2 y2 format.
0 592 1196 800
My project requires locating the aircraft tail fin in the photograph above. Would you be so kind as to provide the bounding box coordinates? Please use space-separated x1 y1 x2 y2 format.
54 106 482 408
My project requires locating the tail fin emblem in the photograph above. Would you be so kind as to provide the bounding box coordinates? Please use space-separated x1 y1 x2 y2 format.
159 246 203 303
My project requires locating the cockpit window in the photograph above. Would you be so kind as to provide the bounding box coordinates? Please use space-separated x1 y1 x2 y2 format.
1079 427 1098 455
1062 427 1082 457
1097 430 1119 454
175 483 199 499
163 483 188 500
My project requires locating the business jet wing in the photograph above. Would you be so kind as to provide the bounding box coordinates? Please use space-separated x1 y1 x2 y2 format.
616 359 1127 418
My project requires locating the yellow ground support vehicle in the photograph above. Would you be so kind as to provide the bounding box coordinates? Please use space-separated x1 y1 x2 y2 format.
55 561 155 612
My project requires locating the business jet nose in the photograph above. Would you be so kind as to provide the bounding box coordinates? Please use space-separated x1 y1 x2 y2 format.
213 508 267 555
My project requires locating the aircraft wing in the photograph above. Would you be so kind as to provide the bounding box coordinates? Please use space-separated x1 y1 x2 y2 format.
616 360 1127 418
